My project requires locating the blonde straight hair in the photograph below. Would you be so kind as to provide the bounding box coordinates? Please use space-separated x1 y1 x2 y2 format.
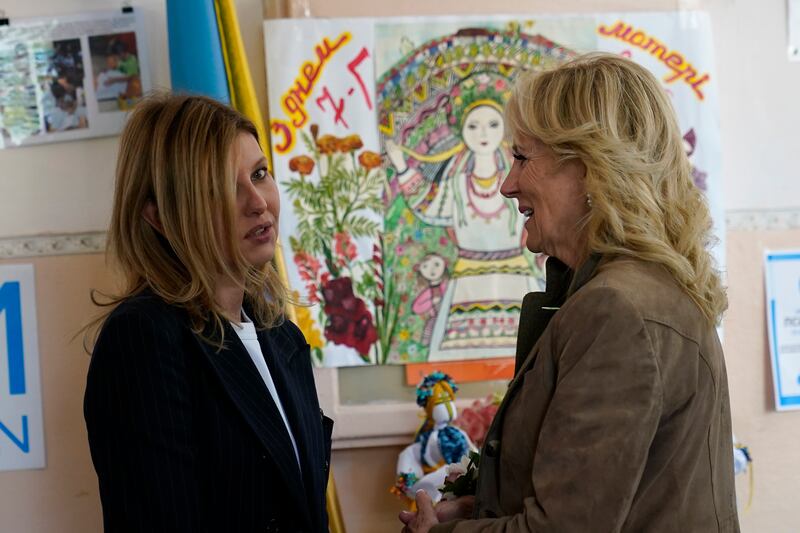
92 92 287 347
506 53 727 324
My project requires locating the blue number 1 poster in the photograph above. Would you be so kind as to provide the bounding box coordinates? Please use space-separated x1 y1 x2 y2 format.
0 264 45 470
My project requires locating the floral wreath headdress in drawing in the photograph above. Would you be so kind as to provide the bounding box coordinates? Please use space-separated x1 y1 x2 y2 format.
386 72 514 168
445 71 512 133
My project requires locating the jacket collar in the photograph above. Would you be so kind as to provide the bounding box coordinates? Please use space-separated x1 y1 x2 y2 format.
514 253 603 375
567 253 603 298
514 257 571 373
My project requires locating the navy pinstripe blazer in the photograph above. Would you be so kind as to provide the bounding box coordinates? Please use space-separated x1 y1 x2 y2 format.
84 291 332 533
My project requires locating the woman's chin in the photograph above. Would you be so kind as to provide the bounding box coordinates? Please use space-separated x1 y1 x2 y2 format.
524 238 544 255
243 248 275 270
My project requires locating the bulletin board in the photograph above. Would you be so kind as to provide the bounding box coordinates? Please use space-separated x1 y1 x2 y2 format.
0 8 151 149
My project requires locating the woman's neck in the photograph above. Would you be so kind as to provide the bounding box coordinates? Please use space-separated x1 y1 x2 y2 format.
472 152 496 178
215 276 245 323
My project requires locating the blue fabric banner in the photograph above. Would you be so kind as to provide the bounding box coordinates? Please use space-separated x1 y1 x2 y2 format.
166 0 230 103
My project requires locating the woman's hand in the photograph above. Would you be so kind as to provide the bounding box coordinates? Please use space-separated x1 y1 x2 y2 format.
433 495 475 522
384 140 408 174
399 490 439 533
399 491 475 532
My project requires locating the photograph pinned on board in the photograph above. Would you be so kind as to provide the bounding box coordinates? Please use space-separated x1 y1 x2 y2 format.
0 8 150 148
88 32 142 112
0 42 41 144
36 38 89 133
1 37 89 144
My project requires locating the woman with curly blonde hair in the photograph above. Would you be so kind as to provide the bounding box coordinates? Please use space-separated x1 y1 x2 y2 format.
402 53 738 533
84 93 332 532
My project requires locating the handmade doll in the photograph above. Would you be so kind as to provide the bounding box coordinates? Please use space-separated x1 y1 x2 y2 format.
393 372 476 502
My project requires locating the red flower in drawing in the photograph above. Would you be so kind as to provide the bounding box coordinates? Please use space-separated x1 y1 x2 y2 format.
334 231 358 267
322 277 377 358
294 252 321 280
294 252 322 303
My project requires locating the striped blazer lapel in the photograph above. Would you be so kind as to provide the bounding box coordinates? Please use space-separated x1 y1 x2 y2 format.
197 326 309 526
258 325 327 531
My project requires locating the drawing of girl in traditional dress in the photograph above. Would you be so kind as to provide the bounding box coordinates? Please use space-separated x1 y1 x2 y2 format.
412 253 450 346
385 72 536 361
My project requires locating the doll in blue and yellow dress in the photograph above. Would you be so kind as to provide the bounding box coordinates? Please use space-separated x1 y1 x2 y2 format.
394 372 476 502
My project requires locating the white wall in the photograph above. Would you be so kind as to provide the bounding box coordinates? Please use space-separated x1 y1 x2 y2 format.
711 0 800 211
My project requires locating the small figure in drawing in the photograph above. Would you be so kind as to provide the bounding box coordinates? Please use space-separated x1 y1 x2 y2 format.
412 253 449 346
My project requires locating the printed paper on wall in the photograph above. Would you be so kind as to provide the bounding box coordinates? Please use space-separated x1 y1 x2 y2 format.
0 9 151 148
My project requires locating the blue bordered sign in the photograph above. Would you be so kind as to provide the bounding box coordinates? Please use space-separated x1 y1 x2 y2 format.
0 264 45 470
765 250 800 411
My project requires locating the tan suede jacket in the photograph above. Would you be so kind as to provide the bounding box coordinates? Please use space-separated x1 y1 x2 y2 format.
433 256 739 533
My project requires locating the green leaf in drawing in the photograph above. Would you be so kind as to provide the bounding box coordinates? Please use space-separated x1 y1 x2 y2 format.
346 216 379 238
300 129 318 157
289 235 301 253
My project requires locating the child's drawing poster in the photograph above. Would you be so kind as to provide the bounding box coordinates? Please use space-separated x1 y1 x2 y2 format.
0 9 150 148
264 12 722 368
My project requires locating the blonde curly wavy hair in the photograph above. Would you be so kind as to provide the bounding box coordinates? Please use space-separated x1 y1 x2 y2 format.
506 52 727 324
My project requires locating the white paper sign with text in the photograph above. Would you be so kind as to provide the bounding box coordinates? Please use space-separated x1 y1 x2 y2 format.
0 264 45 470
765 250 800 411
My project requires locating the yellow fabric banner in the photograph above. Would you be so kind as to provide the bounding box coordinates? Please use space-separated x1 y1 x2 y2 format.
214 0 296 325
214 0 271 170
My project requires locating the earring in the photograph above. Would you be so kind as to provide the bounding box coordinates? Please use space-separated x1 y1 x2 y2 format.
586 193 593 208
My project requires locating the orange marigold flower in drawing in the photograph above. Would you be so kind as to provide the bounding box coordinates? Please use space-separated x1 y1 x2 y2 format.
316 134 339 154
338 134 364 152
288 155 315 175
358 150 381 170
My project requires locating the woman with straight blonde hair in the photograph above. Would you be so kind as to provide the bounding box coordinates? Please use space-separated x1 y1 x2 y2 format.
401 53 739 532
84 93 332 533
